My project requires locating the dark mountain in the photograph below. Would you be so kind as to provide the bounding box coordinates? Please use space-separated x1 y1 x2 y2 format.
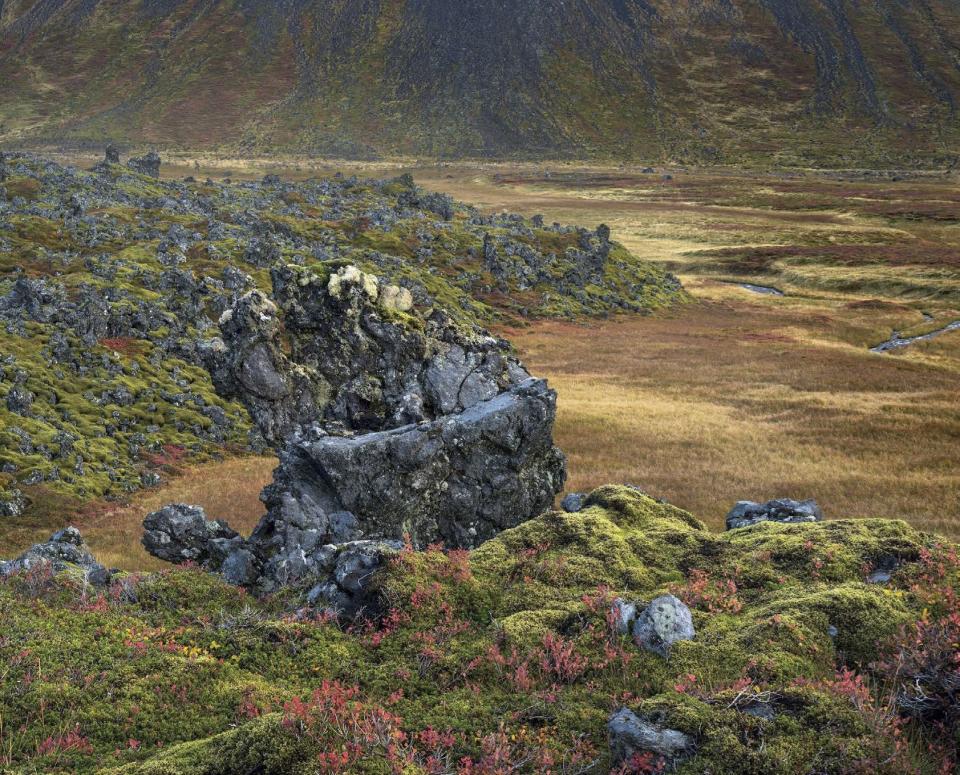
1 0 959 164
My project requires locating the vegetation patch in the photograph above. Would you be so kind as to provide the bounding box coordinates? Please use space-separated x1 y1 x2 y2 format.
1 487 957 773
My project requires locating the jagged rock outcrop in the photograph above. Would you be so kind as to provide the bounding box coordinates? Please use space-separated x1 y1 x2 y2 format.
0 527 110 585
726 498 823 530
207 264 532 447
150 262 566 603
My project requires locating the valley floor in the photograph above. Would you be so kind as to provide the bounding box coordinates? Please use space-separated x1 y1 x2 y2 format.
9 157 960 567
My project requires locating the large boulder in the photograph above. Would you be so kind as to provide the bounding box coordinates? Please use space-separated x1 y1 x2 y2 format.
142 379 565 597
256 377 566 558
726 498 823 530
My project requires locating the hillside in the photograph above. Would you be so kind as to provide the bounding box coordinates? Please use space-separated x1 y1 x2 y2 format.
1 0 960 166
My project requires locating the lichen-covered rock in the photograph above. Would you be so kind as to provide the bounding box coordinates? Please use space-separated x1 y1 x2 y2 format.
0 526 109 584
607 707 695 765
208 264 535 448
186 262 566 595
142 504 242 566
630 594 696 657
0 488 27 517
205 290 325 447
726 498 823 530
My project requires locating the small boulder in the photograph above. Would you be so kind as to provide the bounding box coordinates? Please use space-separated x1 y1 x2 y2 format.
561 492 584 513
127 151 161 178
105 144 120 164
6 385 34 415
608 707 694 766
0 489 27 517
0 526 109 584
726 499 822 530
866 555 900 585
142 504 240 566
631 594 695 657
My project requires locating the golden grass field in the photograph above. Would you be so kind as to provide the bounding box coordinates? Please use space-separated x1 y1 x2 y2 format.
15 157 960 567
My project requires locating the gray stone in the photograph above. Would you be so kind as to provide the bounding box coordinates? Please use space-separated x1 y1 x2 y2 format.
561 492 584 513
142 504 240 566
742 702 776 721
6 385 34 415
631 594 695 657
127 151 161 178
867 555 900 584
0 489 27 517
0 526 109 584
611 597 637 635
726 499 823 530
221 549 259 587
608 707 695 765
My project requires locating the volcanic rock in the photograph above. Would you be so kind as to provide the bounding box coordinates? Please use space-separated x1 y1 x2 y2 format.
726 499 823 530
142 504 242 565
608 707 695 765
0 527 109 585
127 151 161 178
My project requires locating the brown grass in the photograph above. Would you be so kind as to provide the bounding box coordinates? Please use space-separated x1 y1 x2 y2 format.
505 294 960 538
2 457 277 572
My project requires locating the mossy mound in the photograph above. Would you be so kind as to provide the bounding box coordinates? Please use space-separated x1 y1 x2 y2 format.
1 486 956 773
0 154 684 526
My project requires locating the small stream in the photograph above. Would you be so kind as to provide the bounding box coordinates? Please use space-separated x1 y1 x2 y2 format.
871 319 960 353
725 282 785 296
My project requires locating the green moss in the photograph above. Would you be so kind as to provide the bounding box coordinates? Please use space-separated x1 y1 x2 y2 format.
1 487 956 773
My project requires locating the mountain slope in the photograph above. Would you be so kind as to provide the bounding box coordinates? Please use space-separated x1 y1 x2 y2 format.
1 0 960 164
